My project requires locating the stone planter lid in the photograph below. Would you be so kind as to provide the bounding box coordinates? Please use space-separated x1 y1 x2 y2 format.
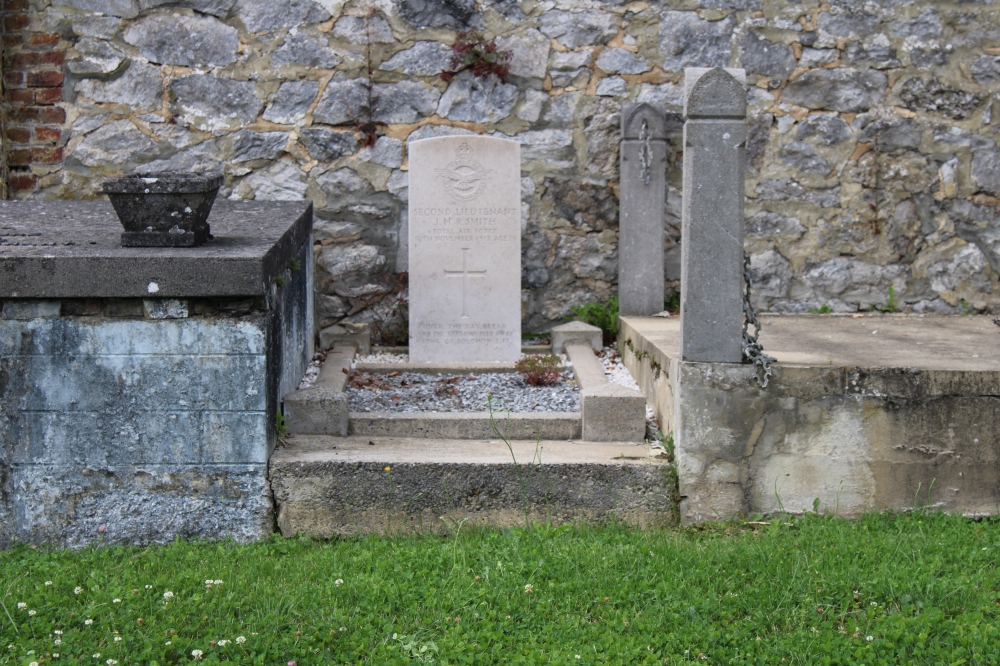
102 171 225 194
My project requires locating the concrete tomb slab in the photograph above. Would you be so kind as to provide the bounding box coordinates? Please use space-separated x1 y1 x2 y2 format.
620 314 1000 526
0 201 314 548
408 136 521 363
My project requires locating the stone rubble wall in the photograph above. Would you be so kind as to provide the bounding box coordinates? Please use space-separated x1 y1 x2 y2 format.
9 0 1000 334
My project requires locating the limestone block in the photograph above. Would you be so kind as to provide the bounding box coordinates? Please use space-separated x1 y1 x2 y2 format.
263 81 319 125
300 128 358 162
319 322 370 353
168 75 261 131
75 61 163 108
581 383 646 442
124 14 238 67
781 68 887 113
67 38 127 75
231 130 288 163
552 322 602 354
283 385 348 436
272 32 341 68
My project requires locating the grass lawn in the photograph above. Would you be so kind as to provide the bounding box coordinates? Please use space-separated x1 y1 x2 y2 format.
1 513 999 665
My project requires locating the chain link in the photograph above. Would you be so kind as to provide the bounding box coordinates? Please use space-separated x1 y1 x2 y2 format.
639 119 652 186
742 253 775 388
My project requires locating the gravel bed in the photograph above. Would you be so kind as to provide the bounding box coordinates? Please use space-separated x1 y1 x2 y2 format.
347 371 579 413
356 352 409 364
597 346 641 391
297 355 322 390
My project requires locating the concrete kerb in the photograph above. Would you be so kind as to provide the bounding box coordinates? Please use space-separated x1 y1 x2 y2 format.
283 345 355 436
565 343 646 442
551 321 603 354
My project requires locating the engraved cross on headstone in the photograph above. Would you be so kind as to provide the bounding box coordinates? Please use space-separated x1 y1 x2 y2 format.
444 247 486 318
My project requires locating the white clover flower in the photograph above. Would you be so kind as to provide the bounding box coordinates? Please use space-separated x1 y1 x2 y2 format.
54 639 62 646
107 660 118 665
163 591 174 600
871 601 877 607
145 585 152 590
44 581 52 586
53 655 59 659
74 587 83 594
866 636 874 642
54 630 63 635
524 583 533 593
85 619 93 625
217 639 229 646
337 628 344 633
28 610 36 616
191 649 203 660
112 598 121 603
29 662 38 666
16 603 26 610
213 580 223 585
236 636 246 644
334 579 343 586
92 653 100 659
114 636 122 643
165 641 171 646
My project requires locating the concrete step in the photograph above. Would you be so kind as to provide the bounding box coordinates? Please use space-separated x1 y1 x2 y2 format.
348 411 580 440
270 436 673 537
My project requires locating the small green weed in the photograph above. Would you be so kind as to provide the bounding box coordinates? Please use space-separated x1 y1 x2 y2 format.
664 291 680 313
960 299 979 315
289 258 302 272
514 355 561 386
274 410 287 437
274 275 286 288
879 285 898 312
808 303 833 314
569 295 618 346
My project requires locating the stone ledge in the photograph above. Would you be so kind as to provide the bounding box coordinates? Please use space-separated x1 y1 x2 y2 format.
0 200 312 298
270 436 670 537
349 412 581 440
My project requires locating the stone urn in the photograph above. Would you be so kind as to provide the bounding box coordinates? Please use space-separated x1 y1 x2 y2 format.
102 171 224 248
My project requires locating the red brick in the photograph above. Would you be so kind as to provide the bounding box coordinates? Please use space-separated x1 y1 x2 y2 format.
3 14 30 31
9 173 38 192
34 126 61 142
34 87 62 105
6 0 31 11
7 150 31 167
5 127 31 143
11 51 65 68
10 106 66 124
30 146 63 164
7 88 33 104
28 32 61 47
4 71 24 88
26 70 63 88
3 34 25 48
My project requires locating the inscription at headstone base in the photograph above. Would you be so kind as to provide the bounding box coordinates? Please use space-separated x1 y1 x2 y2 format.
408 136 521 363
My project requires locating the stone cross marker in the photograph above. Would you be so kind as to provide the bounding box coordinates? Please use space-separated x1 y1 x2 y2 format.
619 103 667 316
680 67 747 363
408 136 521 363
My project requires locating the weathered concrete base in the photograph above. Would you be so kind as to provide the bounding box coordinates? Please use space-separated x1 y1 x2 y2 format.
10 464 271 548
270 436 671 537
620 314 1000 525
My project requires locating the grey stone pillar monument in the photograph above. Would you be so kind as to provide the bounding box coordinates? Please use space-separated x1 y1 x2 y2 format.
618 103 667 316
680 67 747 363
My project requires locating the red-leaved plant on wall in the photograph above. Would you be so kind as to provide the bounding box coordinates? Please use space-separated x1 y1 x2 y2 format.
440 31 513 83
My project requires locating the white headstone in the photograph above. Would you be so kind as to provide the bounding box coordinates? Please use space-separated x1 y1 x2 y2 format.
408 136 521 363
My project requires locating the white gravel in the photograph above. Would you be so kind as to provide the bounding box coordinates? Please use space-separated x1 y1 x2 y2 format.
347 371 579 413
356 351 409 364
296 354 322 390
597 346 641 391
